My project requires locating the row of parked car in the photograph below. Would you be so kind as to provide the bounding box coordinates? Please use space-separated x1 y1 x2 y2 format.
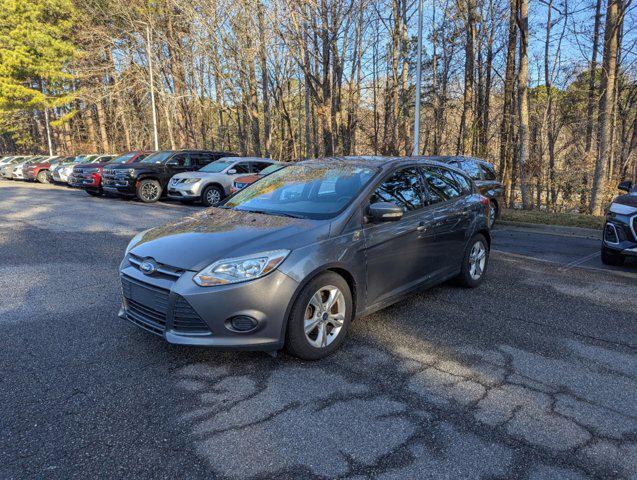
0 151 505 224
0 151 292 207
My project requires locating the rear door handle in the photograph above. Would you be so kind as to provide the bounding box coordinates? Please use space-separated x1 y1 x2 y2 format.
416 223 426 231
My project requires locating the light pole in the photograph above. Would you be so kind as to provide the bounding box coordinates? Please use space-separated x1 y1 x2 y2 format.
145 23 159 150
412 0 424 156
43 105 53 156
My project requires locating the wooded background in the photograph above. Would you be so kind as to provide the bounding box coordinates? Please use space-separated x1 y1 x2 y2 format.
0 0 635 213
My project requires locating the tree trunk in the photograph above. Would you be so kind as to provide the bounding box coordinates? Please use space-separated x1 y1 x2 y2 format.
517 0 532 209
458 0 476 156
589 0 620 213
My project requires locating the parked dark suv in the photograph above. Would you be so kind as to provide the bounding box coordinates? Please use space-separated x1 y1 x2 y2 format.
118 156 491 359
102 150 236 203
429 156 504 227
601 180 637 266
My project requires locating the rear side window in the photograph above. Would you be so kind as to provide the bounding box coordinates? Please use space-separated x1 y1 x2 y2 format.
172 154 191 167
449 171 472 194
192 154 214 166
370 167 425 212
422 167 463 203
457 160 484 180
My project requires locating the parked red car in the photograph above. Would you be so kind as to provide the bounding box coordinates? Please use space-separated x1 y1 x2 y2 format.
229 162 288 194
74 151 151 196
24 155 75 183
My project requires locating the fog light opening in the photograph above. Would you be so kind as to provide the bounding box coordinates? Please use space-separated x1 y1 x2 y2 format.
228 316 258 332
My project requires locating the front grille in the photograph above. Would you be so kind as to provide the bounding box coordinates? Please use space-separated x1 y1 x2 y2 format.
128 254 184 279
121 275 169 335
172 296 210 333
121 274 210 335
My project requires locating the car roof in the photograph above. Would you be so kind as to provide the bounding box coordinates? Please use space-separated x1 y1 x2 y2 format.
297 155 470 170
217 157 275 162
427 155 494 167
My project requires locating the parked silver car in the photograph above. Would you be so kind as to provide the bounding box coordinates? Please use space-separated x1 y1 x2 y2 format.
51 155 99 183
167 157 275 206
119 156 492 359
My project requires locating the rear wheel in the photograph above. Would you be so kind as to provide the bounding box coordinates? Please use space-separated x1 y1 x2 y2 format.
136 179 162 203
285 272 352 360
454 234 489 287
36 171 49 184
202 185 224 207
601 246 625 266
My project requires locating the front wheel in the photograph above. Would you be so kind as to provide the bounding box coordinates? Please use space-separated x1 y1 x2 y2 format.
601 246 625 266
36 171 49 184
285 272 353 360
201 185 224 207
455 234 490 287
86 189 102 197
136 179 162 203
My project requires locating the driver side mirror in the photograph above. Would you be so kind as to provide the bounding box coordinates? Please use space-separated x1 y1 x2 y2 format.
368 202 404 222
618 180 632 192
227 168 237 174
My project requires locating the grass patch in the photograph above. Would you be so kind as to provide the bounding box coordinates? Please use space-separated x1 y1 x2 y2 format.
500 208 605 230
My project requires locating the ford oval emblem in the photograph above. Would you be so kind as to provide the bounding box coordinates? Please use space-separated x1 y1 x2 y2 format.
139 259 157 275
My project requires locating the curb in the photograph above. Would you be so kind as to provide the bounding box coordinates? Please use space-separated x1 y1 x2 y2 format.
497 220 602 240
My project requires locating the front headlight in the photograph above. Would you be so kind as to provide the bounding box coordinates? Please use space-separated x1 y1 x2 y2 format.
181 178 200 184
193 249 290 287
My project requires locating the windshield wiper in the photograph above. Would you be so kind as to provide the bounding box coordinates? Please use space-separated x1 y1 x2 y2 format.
237 208 305 219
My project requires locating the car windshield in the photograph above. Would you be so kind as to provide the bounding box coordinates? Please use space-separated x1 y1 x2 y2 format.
110 152 136 164
140 151 173 164
259 164 283 175
200 161 233 173
224 163 378 220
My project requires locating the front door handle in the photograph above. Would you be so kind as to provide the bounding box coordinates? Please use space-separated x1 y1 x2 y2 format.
416 222 426 232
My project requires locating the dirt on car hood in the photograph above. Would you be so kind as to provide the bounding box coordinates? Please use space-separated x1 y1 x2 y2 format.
129 207 327 271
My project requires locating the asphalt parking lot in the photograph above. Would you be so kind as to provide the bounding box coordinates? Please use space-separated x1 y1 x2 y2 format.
1 181 636 480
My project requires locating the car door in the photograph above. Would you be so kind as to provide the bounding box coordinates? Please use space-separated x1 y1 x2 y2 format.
363 167 437 306
421 166 473 273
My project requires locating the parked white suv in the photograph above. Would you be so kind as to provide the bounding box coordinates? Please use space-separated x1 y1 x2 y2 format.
167 157 275 206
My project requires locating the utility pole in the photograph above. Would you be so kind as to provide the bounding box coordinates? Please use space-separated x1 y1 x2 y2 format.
412 0 424 156
44 106 53 156
146 23 159 150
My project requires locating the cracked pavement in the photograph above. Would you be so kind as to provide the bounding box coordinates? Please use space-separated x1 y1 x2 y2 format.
1 182 636 479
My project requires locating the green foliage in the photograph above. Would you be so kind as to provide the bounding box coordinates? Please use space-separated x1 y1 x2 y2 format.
0 0 77 145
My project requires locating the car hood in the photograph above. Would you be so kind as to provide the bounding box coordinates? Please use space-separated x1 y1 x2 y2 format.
613 192 637 208
235 174 260 184
129 208 328 271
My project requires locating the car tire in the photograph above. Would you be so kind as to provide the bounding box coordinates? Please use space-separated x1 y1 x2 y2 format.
488 200 498 227
136 179 162 203
284 271 353 360
601 246 625 266
454 233 490 288
36 171 49 184
202 185 224 207
86 190 102 197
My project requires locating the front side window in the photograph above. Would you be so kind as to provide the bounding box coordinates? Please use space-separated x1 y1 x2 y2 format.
225 163 377 220
422 167 463 203
370 168 425 212
232 163 251 174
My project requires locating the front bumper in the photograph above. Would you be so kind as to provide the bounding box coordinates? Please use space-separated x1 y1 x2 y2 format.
167 180 204 199
102 175 136 195
603 219 637 256
118 257 299 350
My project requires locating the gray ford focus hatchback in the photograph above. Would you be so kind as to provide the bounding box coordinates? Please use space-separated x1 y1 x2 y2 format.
119 157 491 359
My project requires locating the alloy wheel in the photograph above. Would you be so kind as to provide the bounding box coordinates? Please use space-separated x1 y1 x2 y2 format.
141 182 159 201
206 188 221 206
304 285 346 348
469 241 487 280
489 204 496 227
